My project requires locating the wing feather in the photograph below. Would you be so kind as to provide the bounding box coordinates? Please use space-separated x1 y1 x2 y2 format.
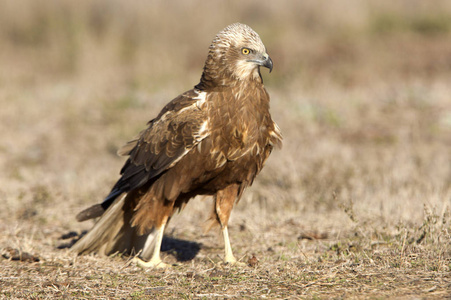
107 90 209 200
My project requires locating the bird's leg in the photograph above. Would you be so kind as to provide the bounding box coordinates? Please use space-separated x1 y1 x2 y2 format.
133 218 169 269
222 225 237 263
221 225 245 266
214 184 246 266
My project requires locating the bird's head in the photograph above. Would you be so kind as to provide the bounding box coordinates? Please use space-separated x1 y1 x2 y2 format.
199 23 273 87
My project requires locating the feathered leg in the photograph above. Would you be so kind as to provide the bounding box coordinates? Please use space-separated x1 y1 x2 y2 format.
213 184 245 265
133 216 169 268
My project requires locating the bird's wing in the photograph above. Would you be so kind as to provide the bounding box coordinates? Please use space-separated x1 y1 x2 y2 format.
76 90 209 222
113 90 209 196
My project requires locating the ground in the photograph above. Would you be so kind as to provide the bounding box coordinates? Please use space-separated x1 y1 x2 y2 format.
0 1 450 299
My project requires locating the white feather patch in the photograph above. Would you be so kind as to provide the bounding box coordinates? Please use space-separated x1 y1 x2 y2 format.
194 90 207 109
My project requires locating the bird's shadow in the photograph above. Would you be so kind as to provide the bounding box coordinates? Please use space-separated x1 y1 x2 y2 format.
58 231 201 262
161 236 201 262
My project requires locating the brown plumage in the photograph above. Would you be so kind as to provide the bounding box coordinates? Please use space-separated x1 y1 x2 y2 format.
72 23 282 267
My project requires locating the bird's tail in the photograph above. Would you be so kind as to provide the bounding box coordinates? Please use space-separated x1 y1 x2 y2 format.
71 194 157 259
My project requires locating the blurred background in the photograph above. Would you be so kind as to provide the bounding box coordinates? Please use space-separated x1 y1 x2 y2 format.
0 0 450 235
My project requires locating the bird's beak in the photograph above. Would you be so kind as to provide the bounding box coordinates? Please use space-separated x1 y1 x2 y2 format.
249 53 273 73
262 54 273 73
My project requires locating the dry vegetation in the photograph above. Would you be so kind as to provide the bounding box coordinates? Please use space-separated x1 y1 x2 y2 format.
1 0 450 299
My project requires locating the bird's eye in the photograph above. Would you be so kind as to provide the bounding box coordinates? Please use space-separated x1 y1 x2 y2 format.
241 48 250 55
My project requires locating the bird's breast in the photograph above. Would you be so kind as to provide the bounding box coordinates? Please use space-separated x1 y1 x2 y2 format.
204 83 273 161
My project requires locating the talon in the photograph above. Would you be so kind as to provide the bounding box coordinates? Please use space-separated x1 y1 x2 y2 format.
224 255 246 266
223 260 246 267
133 257 170 269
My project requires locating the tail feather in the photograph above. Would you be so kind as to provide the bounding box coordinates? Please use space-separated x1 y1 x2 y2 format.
76 188 124 222
76 204 105 222
71 194 155 258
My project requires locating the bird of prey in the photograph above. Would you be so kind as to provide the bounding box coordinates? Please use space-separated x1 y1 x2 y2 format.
72 23 282 268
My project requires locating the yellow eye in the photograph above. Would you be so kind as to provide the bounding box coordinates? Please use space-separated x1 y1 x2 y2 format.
242 48 250 55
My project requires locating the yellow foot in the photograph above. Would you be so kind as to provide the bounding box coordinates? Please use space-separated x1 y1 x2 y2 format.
226 261 247 267
133 257 170 269
223 256 246 267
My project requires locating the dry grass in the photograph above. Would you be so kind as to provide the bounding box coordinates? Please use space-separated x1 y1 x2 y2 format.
1 1 450 299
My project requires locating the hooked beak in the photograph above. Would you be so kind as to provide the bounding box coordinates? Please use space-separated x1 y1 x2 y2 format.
262 54 273 73
248 53 273 73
